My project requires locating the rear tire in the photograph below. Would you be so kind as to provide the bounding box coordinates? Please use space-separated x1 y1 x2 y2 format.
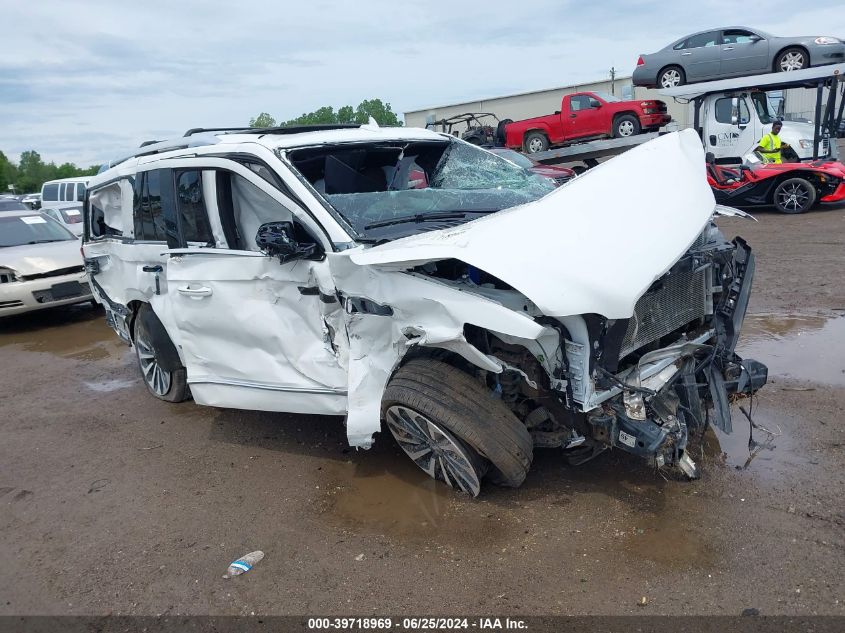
613 114 641 138
773 177 816 214
382 358 533 496
776 47 807 72
523 131 549 154
658 66 685 88
134 304 189 402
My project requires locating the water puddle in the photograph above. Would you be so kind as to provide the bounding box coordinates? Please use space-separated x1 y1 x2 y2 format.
83 378 137 393
738 314 845 386
0 306 123 359
316 446 513 546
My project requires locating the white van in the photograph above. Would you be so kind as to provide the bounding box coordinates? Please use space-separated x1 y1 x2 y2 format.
40 177 91 211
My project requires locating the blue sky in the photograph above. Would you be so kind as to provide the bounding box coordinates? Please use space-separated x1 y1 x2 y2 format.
1 0 843 167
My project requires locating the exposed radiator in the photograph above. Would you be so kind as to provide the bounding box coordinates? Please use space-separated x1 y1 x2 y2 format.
620 268 709 358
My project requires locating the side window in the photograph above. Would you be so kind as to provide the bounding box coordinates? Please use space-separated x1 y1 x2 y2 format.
686 31 720 49
59 183 66 200
175 170 212 245
216 172 294 251
65 183 75 201
77 183 86 202
723 30 755 45
88 181 125 239
673 39 688 51
42 184 59 201
132 171 167 241
570 96 590 112
714 98 750 124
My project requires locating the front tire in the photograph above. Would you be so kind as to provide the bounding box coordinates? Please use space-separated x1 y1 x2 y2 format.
382 358 533 496
773 177 816 214
658 66 685 88
523 131 549 154
613 114 641 138
776 48 807 72
134 304 189 402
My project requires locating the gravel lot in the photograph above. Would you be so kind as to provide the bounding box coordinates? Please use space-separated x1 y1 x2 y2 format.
1 205 844 617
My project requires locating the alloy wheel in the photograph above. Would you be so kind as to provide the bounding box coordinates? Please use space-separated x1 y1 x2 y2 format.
617 120 635 136
660 69 681 88
779 51 805 71
136 326 172 396
776 181 810 212
528 137 544 153
385 405 482 496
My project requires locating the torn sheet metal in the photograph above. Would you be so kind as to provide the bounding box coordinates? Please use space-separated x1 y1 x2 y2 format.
330 255 547 447
348 129 715 319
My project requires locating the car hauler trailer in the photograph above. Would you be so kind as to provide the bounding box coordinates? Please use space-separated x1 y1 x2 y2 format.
658 63 845 162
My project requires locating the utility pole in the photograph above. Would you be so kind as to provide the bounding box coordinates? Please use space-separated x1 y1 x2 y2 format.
609 67 616 95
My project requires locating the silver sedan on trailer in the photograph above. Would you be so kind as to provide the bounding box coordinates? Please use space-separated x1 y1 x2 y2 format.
633 27 845 88
0 210 93 316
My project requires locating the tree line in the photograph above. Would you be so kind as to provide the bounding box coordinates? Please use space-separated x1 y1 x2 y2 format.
0 150 100 195
249 98 402 128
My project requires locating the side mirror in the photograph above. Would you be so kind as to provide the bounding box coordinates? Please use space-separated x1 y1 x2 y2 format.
730 97 740 126
749 34 763 42
255 221 316 263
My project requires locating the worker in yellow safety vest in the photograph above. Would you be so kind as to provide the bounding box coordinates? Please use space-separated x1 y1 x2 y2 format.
754 120 790 164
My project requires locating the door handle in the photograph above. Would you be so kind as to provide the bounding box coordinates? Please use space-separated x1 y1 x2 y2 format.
177 285 213 299
570 114 577 118
723 46 734 51
681 52 692 56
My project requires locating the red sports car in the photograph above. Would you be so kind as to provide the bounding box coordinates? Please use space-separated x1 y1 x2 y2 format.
706 152 845 213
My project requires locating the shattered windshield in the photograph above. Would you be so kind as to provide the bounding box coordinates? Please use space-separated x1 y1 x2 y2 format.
287 139 556 240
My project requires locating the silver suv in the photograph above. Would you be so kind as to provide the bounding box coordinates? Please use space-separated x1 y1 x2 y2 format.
83 124 767 496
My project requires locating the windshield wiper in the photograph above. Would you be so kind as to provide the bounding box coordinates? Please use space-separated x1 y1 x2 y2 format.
363 210 495 231
27 239 65 244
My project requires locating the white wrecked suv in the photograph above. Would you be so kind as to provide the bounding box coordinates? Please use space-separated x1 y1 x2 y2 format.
83 124 767 496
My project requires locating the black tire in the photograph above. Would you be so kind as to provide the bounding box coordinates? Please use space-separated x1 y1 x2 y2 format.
134 304 189 402
775 47 807 72
383 358 533 494
657 66 685 89
773 177 816 214
523 131 549 154
495 119 512 147
613 114 641 138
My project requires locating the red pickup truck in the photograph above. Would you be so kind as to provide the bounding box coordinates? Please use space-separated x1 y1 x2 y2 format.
503 91 671 154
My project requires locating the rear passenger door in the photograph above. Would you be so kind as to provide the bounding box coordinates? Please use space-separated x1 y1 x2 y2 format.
156 158 348 416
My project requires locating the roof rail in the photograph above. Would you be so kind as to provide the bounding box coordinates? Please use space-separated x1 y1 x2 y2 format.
103 135 221 171
183 124 362 137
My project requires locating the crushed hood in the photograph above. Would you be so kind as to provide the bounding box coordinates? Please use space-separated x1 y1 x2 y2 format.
0 239 83 276
349 129 715 319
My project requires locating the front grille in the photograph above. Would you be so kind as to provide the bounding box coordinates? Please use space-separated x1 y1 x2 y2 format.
32 282 91 304
620 268 708 358
820 138 830 156
20 265 84 281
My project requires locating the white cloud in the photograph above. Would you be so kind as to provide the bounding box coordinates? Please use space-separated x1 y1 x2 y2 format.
1 0 843 166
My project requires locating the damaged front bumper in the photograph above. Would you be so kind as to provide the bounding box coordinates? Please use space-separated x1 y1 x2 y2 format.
582 238 768 477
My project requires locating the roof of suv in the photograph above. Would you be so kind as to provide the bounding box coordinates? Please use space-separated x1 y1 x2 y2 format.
91 124 448 188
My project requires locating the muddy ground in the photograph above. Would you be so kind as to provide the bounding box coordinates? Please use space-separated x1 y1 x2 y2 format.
1 206 844 617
